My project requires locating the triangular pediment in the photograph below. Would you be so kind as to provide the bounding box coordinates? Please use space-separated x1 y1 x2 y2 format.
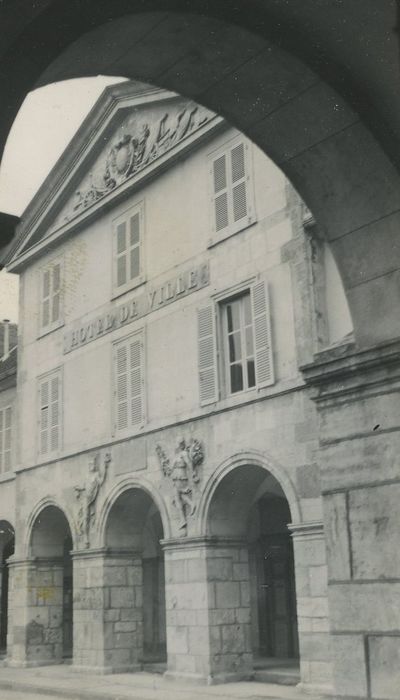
7 82 222 270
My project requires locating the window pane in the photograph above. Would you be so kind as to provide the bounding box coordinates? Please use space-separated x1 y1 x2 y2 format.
229 331 242 362
41 406 49 430
226 299 240 332
231 143 245 183
233 181 247 222
52 293 60 323
42 299 50 327
245 327 254 356
40 429 48 454
215 192 228 231
213 155 227 193
243 293 252 325
52 264 61 292
116 222 127 254
43 270 50 298
230 363 243 393
130 247 140 280
247 359 256 388
130 213 140 245
117 255 127 287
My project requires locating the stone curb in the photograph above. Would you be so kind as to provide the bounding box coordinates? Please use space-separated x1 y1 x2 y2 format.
0 677 303 700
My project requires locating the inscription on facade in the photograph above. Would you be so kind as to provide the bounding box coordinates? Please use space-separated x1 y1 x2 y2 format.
63 261 209 354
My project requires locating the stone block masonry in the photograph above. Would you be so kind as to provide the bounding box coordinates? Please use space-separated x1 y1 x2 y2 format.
72 549 143 673
7 558 64 667
163 537 253 685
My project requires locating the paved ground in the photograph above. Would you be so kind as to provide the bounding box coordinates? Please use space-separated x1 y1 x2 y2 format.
0 665 330 700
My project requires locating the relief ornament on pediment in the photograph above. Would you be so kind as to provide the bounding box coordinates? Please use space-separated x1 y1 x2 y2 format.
75 451 111 548
156 437 204 534
70 103 210 220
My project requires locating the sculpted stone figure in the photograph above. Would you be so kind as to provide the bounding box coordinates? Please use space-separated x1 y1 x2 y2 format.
156 437 204 531
75 452 111 547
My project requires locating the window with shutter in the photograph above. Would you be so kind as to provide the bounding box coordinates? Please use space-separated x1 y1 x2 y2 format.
38 370 62 457
209 136 255 244
218 281 274 398
40 259 63 335
113 203 144 297
114 332 145 433
0 405 12 472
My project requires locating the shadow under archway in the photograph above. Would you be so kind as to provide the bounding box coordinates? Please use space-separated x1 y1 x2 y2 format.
28 505 73 663
206 464 300 684
104 487 166 671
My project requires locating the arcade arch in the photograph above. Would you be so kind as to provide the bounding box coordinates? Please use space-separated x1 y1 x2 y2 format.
1 6 400 348
28 505 74 661
205 463 300 677
104 487 166 669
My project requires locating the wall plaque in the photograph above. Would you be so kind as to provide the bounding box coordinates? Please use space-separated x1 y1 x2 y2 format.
63 261 209 354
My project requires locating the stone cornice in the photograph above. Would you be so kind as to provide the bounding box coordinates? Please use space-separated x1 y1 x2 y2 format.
71 547 140 560
161 536 246 551
301 337 400 402
288 521 324 540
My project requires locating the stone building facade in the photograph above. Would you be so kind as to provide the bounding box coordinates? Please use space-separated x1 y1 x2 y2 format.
0 82 354 693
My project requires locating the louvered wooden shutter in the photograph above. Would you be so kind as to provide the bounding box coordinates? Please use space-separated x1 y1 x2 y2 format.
115 221 128 288
114 334 145 431
42 269 51 328
51 263 61 324
39 378 49 454
231 143 248 227
198 304 218 405
129 336 144 426
251 281 274 388
129 212 141 281
212 154 229 233
115 342 129 431
49 374 60 451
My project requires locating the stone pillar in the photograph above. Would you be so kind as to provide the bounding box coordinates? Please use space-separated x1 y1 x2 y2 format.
289 521 333 695
7 557 64 667
163 537 253 684
72 548 143 673
302 340 400 699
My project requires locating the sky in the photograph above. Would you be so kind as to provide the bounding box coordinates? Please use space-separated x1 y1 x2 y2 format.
0 75 126 322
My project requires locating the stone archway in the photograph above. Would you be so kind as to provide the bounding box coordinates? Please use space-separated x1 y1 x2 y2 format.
1 4 400 348
204 463 301 683
71 485 168 674
7 505 74 667
104 487 167 672
162 458 330 689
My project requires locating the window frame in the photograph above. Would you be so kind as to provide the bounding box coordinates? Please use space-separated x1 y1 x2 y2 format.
0 404 13 473
112 329 146 437
112 201 145 299
38 257 64 337
206 277 274 401
208 134 256 247
220 291 257 396
37 367 63 459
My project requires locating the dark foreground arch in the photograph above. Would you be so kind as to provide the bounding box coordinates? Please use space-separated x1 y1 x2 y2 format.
1 2 400 347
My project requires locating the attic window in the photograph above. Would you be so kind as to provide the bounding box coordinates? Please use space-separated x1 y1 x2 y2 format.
39 258 64 336
112 202 145 297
